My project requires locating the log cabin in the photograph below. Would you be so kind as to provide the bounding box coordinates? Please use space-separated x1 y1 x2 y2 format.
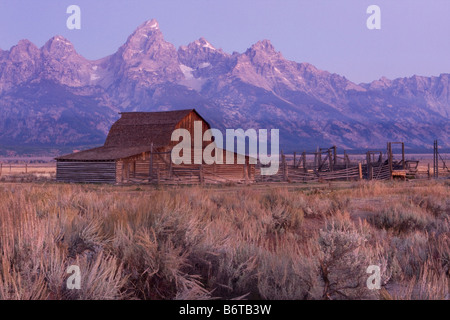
56 109 255 184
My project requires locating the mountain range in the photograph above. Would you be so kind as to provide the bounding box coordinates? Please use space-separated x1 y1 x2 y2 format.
0 19 448 156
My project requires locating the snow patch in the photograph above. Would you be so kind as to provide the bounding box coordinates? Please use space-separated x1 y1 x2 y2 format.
198 62 211 69
195 39 216 51
179 64 206 91
203 42 215 50
52 36 71 45
179 77 206 92
179 64 194 80
90 73 100 81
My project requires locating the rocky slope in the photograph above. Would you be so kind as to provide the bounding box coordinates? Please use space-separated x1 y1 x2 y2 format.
0 19 448 155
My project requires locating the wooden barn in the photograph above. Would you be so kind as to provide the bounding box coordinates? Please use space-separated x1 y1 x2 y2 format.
56 109 255 184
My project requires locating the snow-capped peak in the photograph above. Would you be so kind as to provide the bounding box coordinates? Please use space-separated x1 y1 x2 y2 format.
195 37 216 51
148 21 159 30
133 19 160 36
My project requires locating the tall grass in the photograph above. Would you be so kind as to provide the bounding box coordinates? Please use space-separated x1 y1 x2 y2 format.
0 181 448 300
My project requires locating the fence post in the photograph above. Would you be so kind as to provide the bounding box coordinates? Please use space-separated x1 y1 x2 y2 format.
333 146 337 166
328 149 333 172
302 152 307 173
358 162 363 180
168 154 173 179
433 140 436 178
281 150 288 181
285 157 289 181
388 143 393 180
345 157 349 181
244 159 249 184
314 152 318 173
428 163 431 180
25 163 28 174
366 152 372 180
318 148 322 170
0 163 2 177
149 143 154 181
401 142 405 170
434 140 439 178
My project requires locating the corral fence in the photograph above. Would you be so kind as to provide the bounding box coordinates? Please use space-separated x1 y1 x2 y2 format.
256 150 363 183
2 140 449 184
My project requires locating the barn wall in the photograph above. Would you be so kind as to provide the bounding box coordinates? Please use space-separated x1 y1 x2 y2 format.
56 161 116 184
172 112 211 150
116 147 255 184
116 150 171 183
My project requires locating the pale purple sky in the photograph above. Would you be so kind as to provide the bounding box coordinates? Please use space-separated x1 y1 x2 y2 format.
0 0 449 83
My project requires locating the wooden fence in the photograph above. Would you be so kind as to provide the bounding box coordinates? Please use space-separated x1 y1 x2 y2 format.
3 142 448 185
0 163 56 176
257 165 362 183
256 150 363 183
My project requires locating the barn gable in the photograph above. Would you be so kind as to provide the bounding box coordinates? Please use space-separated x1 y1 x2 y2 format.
104 109 210 148
56 109 209 161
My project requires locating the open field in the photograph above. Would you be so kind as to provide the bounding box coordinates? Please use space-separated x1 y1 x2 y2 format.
0 180 448 300
0 163 56 182
0 164 55 174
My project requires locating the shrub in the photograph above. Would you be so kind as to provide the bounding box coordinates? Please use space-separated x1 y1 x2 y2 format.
369 203 433 234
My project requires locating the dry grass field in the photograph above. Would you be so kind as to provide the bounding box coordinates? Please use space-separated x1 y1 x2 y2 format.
0 163 55 182
0 179 448 300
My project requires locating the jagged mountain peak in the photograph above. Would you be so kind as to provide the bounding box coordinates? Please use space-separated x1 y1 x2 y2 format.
9 39 39 54
179 37 221 54
193 37 216 51
178 37 229 72
44 35 73 45
242 39 283 68
15 39 37 48
126 19 162 43
139 19 160 31
248 39 278 55
6 39 40 64
41 35 77 57
107 19 183 91
117 19 174 61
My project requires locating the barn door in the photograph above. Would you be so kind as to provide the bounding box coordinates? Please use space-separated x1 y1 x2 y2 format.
121 161 137 183
122 162 127 182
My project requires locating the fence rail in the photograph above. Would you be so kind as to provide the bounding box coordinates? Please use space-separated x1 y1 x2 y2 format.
2 143 449 185
0 163 56 176
256 163 362 183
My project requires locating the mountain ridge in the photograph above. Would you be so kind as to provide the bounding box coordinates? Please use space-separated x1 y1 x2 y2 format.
0 19 448 156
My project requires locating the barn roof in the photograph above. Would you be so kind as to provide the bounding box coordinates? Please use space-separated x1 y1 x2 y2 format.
56 109 209 161
55 146 152 161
